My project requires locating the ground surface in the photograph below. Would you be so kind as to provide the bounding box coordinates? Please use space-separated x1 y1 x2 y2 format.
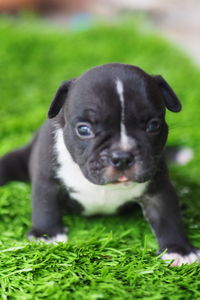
0 17 200 300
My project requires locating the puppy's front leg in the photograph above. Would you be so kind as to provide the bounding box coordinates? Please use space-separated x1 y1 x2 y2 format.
141 180 199 266
28 176 67 244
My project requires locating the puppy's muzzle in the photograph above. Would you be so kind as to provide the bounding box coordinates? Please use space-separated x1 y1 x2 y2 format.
110 151 134 171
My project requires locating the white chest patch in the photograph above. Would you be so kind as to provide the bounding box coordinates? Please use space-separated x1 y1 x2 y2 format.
54 128 148 216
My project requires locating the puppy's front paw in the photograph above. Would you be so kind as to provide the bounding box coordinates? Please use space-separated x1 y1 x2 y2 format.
161 251 200 267
28 227 68 244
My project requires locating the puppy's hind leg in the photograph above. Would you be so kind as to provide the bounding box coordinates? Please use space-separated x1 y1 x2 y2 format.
0 143 32 186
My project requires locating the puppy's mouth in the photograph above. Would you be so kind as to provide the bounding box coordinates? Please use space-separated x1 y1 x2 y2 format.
86 158 155 185
117 175 129 182
103 162 155 185
104 172 136 185
112 175 130 184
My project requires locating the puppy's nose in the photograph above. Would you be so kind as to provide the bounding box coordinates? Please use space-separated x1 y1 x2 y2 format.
110 151 134 171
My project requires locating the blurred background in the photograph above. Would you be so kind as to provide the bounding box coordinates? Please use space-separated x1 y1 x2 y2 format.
0 0 200 63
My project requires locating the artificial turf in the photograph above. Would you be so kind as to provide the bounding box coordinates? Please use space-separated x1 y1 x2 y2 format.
1 16 200 299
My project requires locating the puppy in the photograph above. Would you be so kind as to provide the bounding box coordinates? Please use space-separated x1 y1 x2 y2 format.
0 63 199 266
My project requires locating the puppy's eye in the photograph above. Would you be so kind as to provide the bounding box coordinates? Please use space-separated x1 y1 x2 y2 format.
146 119 161 133
75 123 94 139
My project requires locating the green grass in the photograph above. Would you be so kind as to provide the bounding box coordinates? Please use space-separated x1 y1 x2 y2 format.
1 16 200 299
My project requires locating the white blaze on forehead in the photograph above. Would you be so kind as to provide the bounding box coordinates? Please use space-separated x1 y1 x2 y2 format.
115 78 130 149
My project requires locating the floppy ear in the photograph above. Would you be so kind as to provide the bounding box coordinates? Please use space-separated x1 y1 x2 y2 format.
153 75 182 112
48 79 75 119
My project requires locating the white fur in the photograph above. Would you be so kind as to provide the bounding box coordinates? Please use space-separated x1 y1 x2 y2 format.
54 128 148 216
29 232 68 244
161 252 200 266
116 78 131 150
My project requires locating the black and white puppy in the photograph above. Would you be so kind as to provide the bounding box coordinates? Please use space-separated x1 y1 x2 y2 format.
0 63 199 266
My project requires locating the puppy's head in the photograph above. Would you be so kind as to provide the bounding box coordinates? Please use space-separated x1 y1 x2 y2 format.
49 63 181 185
